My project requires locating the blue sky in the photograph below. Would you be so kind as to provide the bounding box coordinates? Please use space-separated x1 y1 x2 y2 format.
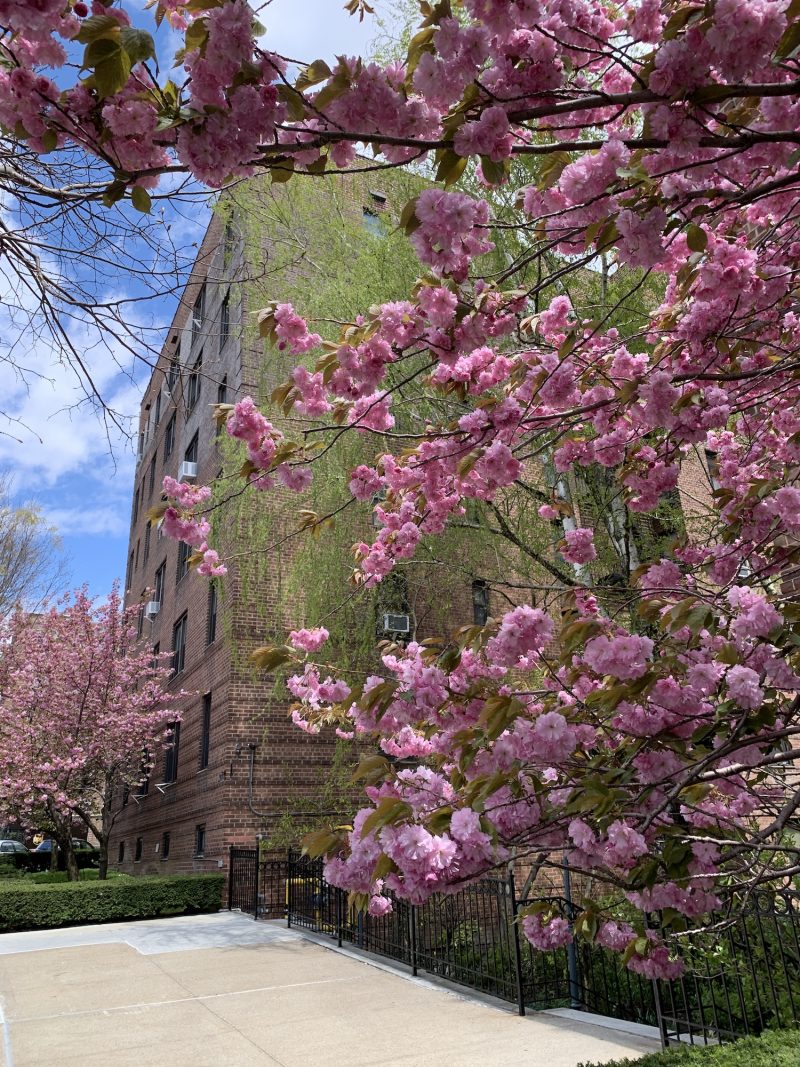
2 1 383 601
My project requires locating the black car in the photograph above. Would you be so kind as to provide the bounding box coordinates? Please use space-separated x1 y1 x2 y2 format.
0 840 35 871
31 838 100 871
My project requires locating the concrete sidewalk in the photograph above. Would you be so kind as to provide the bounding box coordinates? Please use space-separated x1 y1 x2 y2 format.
0 912 661 1067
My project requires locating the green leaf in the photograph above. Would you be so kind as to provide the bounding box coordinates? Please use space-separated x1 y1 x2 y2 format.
398 195 420 235
249 645 296 671
537 150 572 190
184 17 209 54
360 798 412 839
479 155 510 187
77 14 120 44
435 149 468 187
295 59 333 93
40 129 58 154
120 27 156 65
85 38 132 98
686 224 708 253
130 186 152 214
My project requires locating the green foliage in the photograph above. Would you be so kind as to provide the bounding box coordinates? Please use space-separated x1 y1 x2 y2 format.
24 869 130 884
0 874 223 931
577 1029 800 1067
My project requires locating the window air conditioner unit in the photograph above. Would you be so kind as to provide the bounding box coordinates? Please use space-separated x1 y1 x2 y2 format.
383 613 410 634
178 461 197 482
144 601 160 620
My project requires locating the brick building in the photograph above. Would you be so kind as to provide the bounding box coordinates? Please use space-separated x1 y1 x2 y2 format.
110 171 489 878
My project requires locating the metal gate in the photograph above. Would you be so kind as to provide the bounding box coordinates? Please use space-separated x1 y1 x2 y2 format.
227 847 289 919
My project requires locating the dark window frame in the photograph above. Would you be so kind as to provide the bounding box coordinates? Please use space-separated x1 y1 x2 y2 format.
472 580 490 626
176 539 190 584
134 837 142 862
163 721 181 783
219 294 230 353
186 350 202 413
154 560 166 606
199 692 212 771
171 613 188 676
164 413 176 460
206 582 218 645
194 824 206 857
161 832 170 861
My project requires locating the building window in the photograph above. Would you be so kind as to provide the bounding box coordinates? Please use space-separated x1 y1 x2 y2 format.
171 613 187 675
164 413 176 460
153 389 161 428
219 294 230 352
167 357 179 391
134 837 143 862
154 560 166 607
195 824 206 857
192 284 205 340
122 783 129 807
206 582 218 645
143 521 152 565
215 378 228 438
187 350 202 413
132 487 140 524
136 604 144 639
163 722 180 783
177 539 190 584
118 841 125 863
472 580 490 626
148 455 157 495
125 551 133 592
185 432 198 465
161 832 170 860
362 208 383 236
199 692 212 770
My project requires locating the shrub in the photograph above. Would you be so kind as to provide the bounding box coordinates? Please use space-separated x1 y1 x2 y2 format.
577 1029 800 1067
0 874 224 931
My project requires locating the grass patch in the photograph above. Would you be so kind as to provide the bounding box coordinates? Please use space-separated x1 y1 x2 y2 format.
578 1029 800 1066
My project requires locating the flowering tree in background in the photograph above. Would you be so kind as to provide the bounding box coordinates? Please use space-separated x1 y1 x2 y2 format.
10 0 800 969
0 587 181 879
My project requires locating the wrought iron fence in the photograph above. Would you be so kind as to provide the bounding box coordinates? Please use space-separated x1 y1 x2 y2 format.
228 848 800 1050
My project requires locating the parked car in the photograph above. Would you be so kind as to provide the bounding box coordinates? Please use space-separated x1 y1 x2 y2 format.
31 838 100 871
0 840 35 871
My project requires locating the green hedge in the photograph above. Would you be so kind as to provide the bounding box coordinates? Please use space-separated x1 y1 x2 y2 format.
0 874 224 931
578 1029 800 1067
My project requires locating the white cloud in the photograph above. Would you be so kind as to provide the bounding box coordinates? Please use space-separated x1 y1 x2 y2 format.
43 504 130 538
258 0 384 63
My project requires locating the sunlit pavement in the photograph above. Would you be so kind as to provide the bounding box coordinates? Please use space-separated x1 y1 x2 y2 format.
0 912 660 1066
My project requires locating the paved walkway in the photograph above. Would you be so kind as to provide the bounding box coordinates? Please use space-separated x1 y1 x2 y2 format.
0 912 660 1067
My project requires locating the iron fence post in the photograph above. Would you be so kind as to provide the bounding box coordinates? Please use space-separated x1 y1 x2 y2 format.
287 850 293 929
508 871 526 1017
251 849 259 920
227 846 234 910
410 905 418 977
337 888 343 947
653 980 669 1049
562 858 581 1009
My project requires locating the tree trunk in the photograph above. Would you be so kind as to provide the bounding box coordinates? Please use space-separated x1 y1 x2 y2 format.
49 807 79 882
63 840 80 882
98 835 108 880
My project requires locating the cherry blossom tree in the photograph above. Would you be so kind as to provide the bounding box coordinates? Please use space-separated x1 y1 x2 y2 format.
10 0 800 970
0 587 181 879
